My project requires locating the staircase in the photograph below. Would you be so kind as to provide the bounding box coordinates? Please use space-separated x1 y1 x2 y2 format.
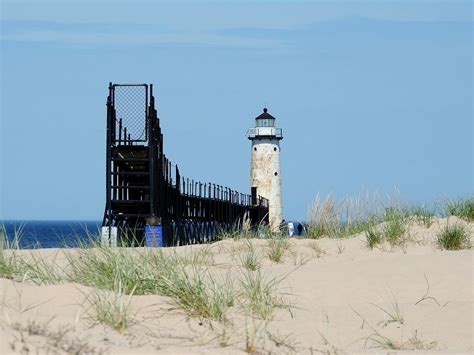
110 145 150 217
103 83 153 244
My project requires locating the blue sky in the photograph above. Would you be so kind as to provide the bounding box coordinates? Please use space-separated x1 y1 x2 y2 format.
1 1 472 221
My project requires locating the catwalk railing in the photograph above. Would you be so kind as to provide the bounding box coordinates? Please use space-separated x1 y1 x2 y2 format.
103 83 269 246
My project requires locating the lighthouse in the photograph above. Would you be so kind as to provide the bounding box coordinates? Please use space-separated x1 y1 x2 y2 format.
247 108 283 230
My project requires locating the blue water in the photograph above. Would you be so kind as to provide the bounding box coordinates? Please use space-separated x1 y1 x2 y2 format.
1 221 101 249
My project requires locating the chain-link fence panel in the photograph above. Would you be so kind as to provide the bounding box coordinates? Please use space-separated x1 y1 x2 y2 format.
113 84 148 142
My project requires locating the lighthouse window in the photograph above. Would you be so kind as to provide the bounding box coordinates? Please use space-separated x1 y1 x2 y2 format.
254 147 257 151
274 172 278 176
273 147 277 152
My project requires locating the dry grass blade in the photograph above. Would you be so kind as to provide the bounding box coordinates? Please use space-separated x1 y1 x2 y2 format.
369 294 404 327
414 274 448 307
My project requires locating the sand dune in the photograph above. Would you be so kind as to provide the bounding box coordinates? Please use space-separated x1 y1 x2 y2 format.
1 216 472 354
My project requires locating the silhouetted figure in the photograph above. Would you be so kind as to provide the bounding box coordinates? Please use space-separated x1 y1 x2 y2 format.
297 223 303 236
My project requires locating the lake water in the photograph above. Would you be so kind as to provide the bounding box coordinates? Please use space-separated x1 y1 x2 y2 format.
1 221 101 249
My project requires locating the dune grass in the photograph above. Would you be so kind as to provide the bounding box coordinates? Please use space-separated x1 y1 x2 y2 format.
305 192 474 250
363 208 407 249
240 240 261 271
443 197 474 221
409 205 436 227
266 236 289 263
436 223 470 250
83 281 136 332
365 330 437 351
1 222 25 250
370 298 404 327
305 224 325 239
0 240 236 322
0 250 62 284
239 270 290 320
306 192 473 243
1 194 472 331
306 191 405 240
382 208 407 246
65 245 235 321
0 252 19 280
365 227 383 249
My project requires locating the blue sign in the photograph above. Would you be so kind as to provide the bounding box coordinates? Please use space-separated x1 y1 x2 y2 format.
145 225 163 247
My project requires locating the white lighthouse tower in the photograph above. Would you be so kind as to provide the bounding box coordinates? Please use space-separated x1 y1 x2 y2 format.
247 108 283 230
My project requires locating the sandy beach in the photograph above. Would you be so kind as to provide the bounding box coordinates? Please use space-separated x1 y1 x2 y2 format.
1 216 472 354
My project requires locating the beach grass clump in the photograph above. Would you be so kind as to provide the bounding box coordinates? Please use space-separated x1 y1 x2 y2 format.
364 208 408 249
371 298 404 326
0 224 28 279
382 208 407 246
306 224 327 239
177 245 215 267
239 270 288 320
409 206 436 227
444 197 474 221
148 258 235 321
0 250 62 284
307 191 392 239
336 219 379 239
66 245 234 321
16 252 62 285
0 251 20 280
266 236 289 263
65 246 146 294
240 240 261 271
365 329 437 351
436 223 470 250
83 281 135 332
366 227 383 249
0 223 25 250
218 216 255 240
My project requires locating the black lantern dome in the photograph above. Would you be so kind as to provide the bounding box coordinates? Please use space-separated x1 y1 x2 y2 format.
255 108 276 127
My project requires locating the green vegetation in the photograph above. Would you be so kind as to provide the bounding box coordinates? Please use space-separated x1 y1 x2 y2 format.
436 223 471 250
371 298 404 327
444 197 474 221
366 226 383 249
365 330 437 351
83 281 136 332
240 240 261 271
65 246 235 321
0 237 294 325
239 270 289 320
266 236 289 263
0 252 17 280
306 224 327 239
1 193 472 335
409 205 436 227
382 208 407 246
306 192 473 250
0 251 61 285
